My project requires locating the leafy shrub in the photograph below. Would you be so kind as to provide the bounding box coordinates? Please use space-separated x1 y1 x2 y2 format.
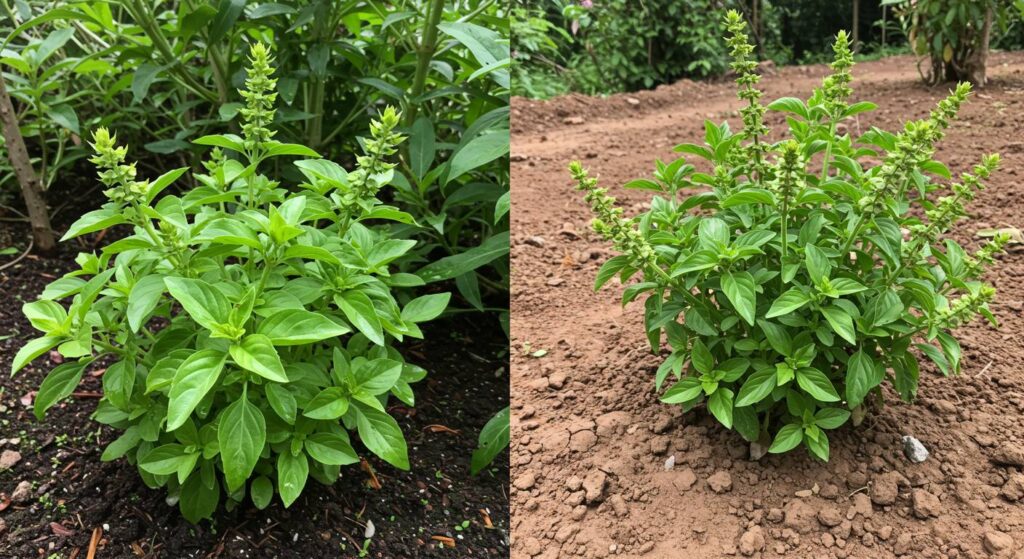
884 0 1021 85
573 12 1006 460
14 43 451 521
7 0 509 320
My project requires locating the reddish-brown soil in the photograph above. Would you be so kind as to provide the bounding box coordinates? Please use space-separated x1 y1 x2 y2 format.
0 194 509 557
510 52 1024 559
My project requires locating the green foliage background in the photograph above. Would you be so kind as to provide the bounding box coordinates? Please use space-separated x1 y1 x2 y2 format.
512 0 1024 98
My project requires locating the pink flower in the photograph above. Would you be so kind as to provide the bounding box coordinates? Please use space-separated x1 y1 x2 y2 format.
580 0 592 7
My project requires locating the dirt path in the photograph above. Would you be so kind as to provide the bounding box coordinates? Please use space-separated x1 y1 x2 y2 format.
510 53 1024 559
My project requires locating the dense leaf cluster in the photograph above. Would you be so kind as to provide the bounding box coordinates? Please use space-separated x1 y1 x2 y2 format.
15 44 450 521
574 11 1006 460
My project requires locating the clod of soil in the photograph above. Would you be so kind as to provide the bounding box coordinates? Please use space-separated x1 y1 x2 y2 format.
511 52 1024 558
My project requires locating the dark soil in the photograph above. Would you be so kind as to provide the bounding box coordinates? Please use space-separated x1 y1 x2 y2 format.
0 189 509 558
510 52 1024 558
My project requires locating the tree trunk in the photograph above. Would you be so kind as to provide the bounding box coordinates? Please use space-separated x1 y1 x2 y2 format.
963 5 992 86
0 68 56 252
852 0 860 53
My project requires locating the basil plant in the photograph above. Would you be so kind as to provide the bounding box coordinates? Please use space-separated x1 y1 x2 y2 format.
14 43 450 522
573 12 1006 461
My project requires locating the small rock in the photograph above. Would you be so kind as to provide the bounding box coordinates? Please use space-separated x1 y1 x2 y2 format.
583 470 608 504
707 470 733 494
545 278 564 287
783 499 817 534
563 116 585 125
876 525 893 541
749 441 769 461
664 455 676 471
565 475 583 491
991 443 1024 467
911 489 942 518
521 537 543 556
609 494 629 516
514 471 536 491
0 450 21 471
903 435 930 463
818 507 843 527
626 97 640 106
10 480 32 503
871 472 901 506
930 399 956 415
524 236 546 248
851 493 873 518
569 430 597 452
738 526 766 556
795 489 813 498
547 372 567 389
650 436 669 455
767 508 784 523
983 531 1013 555
674 468 697 491
1000 473 1024 502
894 533 914 555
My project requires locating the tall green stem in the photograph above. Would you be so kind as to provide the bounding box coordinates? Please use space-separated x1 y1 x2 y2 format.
405 0 445 127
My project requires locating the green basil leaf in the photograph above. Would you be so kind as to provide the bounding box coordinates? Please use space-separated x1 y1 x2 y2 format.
218 392 266 492
256 309 350 345
768 423 804 453
304 433 359 466
167 350 227 431
277 450 309 507
230 334 289 382
165 277 231 332
354 403 409 470
470 406 510 475
796 367 841 402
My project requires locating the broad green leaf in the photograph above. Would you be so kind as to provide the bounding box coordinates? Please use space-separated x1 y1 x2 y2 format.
256 309 350 345
410 116 436 180
23 300 67 333
127 275 166 332
230 334 288 382
179 470 219 523
34 360 88 420
767 97 809 118
218 392 266 492
447 129 509 183
661 377 702 404
735 367 777 407
707 388 734 429
595 255 630 290
354 404 409 470
303 387 350 420
796 368 841 402
265 383 297 424
401 293 450 323
304 433 359 466
721 272 757 326
721 188 776 208
805 428 830 461
102 360 135 410
264 141 321 158
470 406 510 475
336 291 384 346
845 350 880 408
690 340 714 375
768 423 803 453
353 359 402 395
199 218 261 249
804 244 831 283
100 427 141 461
164 277 231 332
916 342 950 376
416 231 509 282
250 476 273 509
140 444 193 475
277 450 308 507
61 208 126 241
820 305 857 344
814 408 851 430
167 350 227 431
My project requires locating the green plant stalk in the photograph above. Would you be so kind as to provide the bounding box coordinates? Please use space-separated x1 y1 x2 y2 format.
123 0 218 103
405 0 445 127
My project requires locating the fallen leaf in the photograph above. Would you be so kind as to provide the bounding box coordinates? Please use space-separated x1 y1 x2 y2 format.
50 522 74 537
423 424 461 435
430 535 456 547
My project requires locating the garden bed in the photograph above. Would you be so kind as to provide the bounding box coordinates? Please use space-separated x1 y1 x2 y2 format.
510 52 1024 558
0 209 509 558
